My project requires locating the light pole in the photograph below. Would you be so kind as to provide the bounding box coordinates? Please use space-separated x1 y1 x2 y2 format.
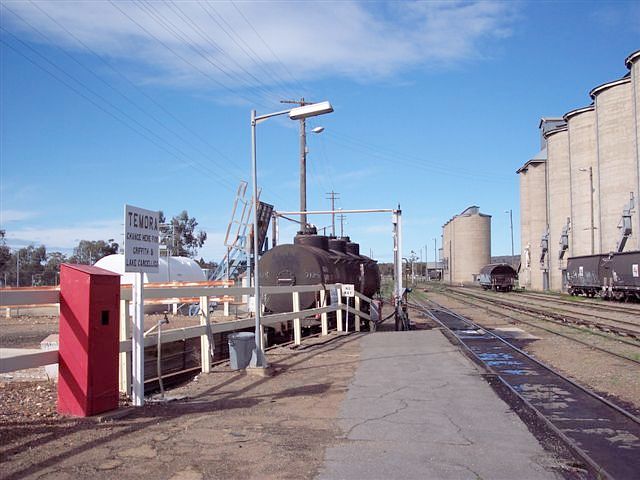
250 100 333 368
579 167 595 254
505 209 514 265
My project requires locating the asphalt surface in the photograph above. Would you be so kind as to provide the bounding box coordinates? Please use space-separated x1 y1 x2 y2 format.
317 330 561 480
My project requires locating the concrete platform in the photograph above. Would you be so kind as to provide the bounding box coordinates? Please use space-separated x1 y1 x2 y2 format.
317 330 561 480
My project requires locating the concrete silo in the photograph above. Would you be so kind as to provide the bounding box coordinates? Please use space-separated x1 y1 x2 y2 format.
564 106 599 257
442 206 491 285
625 50 640 251
517 152 547 290
545 126 571 291
591 76 638 253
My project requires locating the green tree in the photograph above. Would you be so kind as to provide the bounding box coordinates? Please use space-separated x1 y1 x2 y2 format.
160 210 207 258
69 239 119 265
43 251 67 285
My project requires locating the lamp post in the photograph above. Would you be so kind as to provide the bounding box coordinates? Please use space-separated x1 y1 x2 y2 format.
250 101 333 368
579 166 595 254
505 209 514 265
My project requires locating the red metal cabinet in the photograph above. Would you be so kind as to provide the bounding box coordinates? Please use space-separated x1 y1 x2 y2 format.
57 264 120 416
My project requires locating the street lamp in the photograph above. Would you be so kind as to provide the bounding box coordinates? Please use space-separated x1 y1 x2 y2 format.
250 100 333 368
579 167 595 254
505 209 514 265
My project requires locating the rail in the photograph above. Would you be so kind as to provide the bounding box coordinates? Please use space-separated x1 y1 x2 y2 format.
0 282 374 393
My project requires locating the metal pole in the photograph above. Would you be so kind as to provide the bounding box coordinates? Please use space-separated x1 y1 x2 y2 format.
589 166 595 254
16 251 19 287
132 272 144 406
250 109 266 368
509 209 514 264
300 115 307 231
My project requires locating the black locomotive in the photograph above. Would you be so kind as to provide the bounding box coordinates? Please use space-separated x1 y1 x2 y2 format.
258 229 381 314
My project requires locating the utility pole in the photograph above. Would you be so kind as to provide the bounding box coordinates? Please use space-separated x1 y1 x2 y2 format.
16 250 20 287
325 191 340 236
506 209 514 265
281 98 312 231
338 214 347 237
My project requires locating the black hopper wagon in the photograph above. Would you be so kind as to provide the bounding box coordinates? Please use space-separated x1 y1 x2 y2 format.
479 263 517 292
567 250 640 301
566 254 609 298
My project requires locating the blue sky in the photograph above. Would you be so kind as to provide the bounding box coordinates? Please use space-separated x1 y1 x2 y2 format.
1 0 639 263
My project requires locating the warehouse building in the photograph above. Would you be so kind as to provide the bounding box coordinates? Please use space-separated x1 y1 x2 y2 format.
518 50 640 292
441 206 491 285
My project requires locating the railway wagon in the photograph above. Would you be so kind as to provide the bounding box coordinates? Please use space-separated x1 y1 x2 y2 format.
478 263 517 292
258 230 380 314
566 254 609 297
606 250 640 301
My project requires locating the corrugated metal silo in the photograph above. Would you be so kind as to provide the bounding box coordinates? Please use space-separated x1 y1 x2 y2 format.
591 77 637 253
545 126 571 291
564 106 599 257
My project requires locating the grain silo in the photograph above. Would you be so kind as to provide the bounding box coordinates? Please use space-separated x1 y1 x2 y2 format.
625 49 640 251
517 151 547 290
564 106 599 257
441 206 491 285
591 76 637 253
545 126 571 291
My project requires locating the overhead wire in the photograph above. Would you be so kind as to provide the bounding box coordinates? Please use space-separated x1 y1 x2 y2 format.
12 2 245 188
229 0 309 97
324 131 513 184
27 0 246 183
0 14 239 193
201 1 299 99
108 0 271 111
136 0 278 105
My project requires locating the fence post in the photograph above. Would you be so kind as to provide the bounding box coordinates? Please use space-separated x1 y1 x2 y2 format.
223 282 230 317
292 291 301 345
355 295 361 332
119 299 131 395
200 295 212 373
320 288 328 336
336 286 343 332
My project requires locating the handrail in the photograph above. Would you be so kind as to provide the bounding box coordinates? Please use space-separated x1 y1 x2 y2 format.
0 282 375 380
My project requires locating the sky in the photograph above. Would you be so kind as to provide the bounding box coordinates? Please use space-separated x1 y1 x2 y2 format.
1 0 639 264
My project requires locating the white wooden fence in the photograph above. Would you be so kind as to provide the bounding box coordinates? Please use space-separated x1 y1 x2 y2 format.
0 282 373 393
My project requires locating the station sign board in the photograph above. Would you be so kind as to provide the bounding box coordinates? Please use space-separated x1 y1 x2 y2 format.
124 204 159 273
342 284 355 297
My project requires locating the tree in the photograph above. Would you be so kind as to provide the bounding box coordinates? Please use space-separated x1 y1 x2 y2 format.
69 239 119 265
160 210 207 258
43 251 67 285
0 230 10 275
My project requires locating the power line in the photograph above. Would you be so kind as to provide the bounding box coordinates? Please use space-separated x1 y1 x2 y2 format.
108 0 270 110
0 28 238 193
26 0 246 176
325 191 340 236
229 0 308 96
195 0 297 100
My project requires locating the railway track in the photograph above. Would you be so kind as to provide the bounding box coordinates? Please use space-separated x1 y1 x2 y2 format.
409 295 640 480
448 286 640 340
516 291 640 315
433 287 640 366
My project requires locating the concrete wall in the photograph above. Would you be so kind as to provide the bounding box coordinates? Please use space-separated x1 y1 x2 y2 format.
628 51 640 250
442 207 491 285
593 79 637 253
566 107 599 257
546 128 571 291
519 167 531 288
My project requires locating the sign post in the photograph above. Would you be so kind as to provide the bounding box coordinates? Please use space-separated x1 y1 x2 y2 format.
124 204 159 407
342 284 355 333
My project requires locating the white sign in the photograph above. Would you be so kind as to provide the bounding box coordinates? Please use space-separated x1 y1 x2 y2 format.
633 264 639 278
124 204 159 273
342 284 355 297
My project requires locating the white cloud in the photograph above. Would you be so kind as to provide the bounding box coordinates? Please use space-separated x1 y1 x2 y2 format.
6 219 123 250
0 209 37 223
2 1 518 90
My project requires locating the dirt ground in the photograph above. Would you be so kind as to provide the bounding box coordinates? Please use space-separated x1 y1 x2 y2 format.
421 288 640 414
0 332 363 480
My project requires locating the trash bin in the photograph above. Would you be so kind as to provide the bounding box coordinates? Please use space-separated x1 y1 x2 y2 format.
228 332 255 370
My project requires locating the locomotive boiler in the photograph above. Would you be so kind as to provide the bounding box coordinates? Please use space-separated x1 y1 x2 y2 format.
258 230 380 314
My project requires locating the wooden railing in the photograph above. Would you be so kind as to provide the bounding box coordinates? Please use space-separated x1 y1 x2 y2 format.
0 282 374 393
